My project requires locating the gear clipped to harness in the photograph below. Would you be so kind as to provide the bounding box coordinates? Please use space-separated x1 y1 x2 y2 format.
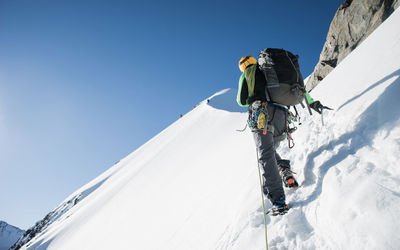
248 101 269 130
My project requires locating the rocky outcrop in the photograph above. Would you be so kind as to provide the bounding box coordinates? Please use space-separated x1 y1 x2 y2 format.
307 0 400 91
9 193 84 250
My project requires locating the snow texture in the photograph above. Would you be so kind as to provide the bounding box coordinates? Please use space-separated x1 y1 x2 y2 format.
16 7 400 250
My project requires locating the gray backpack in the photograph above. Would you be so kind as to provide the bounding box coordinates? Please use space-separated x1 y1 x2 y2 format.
258 48 306 106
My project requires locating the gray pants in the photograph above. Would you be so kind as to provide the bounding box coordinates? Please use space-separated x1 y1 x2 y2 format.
252 105 287 203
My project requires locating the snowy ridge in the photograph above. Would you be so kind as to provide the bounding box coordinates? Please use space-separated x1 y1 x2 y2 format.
0 221 24 250
16 7 400 250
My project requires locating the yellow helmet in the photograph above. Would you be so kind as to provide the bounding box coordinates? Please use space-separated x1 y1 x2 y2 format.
238 55 257 72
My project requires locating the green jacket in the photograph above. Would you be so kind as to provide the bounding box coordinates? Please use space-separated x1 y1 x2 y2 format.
236 65 257 107
237 64 271 107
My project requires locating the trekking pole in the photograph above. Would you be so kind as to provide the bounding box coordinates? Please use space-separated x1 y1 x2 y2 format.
321 109 325 126
256 148 269 250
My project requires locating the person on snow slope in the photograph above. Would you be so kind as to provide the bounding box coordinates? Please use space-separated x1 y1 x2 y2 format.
236 51 330 215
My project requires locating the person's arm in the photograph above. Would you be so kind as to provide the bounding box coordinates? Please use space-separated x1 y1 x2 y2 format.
305 91 314 105
305 91 333 114
237 73 249 107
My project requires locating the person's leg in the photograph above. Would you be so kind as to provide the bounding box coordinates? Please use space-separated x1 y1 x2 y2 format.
252 130 285 203
270 107 298 188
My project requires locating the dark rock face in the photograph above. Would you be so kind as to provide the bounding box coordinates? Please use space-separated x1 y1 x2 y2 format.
9 194 84 250
307 0 400 91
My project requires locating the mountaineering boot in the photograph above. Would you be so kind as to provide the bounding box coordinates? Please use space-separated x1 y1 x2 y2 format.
268 197 289 216
278 160 298 188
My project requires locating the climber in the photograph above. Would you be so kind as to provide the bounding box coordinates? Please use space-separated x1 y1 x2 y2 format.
236 50 331 215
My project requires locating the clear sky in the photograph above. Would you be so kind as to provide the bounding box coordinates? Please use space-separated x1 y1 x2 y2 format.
0 0 343 229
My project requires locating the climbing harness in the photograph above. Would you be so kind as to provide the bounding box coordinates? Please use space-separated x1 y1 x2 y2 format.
248 100 269 130
236 101 302 151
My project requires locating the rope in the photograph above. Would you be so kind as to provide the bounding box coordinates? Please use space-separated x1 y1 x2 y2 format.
256 148 269 250
236 123 248 132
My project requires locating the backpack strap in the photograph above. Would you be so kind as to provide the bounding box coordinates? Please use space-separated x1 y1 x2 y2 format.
244 65 257 97
291 86 313 115
264 85 271 103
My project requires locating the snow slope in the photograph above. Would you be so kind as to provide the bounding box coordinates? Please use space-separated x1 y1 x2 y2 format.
0 221 24 250
17 7 400 250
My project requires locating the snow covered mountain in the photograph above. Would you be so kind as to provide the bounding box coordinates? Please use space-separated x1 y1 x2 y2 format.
0 221 24 250
14 7 400 250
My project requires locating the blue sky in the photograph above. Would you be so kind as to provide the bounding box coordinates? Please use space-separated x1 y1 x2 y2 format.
0 0 343 229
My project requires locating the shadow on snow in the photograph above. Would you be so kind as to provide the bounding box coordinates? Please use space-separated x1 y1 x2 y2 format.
294 70 400 207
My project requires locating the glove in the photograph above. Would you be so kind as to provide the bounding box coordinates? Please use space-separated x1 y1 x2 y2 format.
310 101 332 114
